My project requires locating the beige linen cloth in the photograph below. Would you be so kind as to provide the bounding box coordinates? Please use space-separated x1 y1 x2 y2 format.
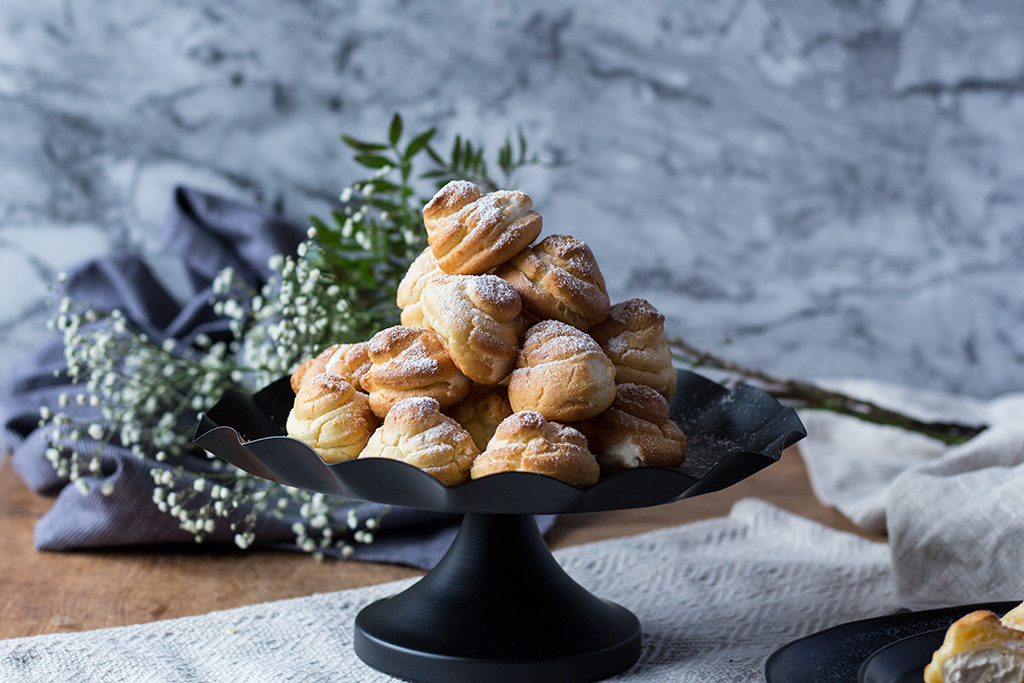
0 500 899 682
798 379 1024 605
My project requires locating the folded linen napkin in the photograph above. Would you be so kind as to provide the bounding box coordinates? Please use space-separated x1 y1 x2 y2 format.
0 500 899 683
798 379 1024 604
0 187 487 569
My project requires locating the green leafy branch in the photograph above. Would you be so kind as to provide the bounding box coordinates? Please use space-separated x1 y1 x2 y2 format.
306 114 550 342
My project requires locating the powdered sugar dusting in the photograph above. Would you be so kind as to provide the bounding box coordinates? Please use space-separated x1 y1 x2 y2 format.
463 190 531 229
309 372 351 394
427 274 520 323
390 396 441 424
544 235 599 279
425 180 481 218
470 274 519 308
399 338 442 375
499 410 546 433
609 298 662 328
441 180 478 196
421 416 472 449
523 320 603 362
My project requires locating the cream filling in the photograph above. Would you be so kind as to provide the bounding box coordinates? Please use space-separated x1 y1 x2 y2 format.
601 438 643 469
943 648 1024 683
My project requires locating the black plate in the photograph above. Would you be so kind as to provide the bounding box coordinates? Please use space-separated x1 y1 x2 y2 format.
765 602 1019 683
857 629 946 683
193 369 805 514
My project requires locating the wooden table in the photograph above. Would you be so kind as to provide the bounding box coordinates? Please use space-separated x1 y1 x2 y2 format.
0 446 883 640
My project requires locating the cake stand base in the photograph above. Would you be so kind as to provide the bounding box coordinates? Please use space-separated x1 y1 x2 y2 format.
354 513 641 683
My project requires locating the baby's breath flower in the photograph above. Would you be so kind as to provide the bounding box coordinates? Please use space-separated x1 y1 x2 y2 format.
31 118 482 557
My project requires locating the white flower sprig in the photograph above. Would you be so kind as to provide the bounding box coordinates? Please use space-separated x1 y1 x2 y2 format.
39 236 384 554
215 236 364 392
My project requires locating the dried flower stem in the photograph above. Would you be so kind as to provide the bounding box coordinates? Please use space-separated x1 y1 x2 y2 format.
666 335 986 445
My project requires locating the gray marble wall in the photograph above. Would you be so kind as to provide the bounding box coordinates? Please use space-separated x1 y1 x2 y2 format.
3 0 1024 400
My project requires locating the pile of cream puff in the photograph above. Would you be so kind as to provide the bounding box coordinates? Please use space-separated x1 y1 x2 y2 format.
285 180 686 488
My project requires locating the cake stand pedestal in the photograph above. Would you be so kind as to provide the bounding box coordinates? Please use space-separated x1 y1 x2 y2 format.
355 513 639 683
194 369 805 683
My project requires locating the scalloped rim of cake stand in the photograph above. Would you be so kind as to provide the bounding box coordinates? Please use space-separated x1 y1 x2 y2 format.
192 369 806 515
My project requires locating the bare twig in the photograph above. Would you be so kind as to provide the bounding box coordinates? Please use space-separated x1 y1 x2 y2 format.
665 335 986 445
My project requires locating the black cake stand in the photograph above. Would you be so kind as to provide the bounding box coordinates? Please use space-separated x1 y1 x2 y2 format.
194 370 805 683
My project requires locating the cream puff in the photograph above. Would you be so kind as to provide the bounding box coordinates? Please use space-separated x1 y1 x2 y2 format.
285 373 378 463
470 410 600 487
494 234 610 331
419 274 524 384
360 326 472 418
423 180 543 275
359 396 480 486
589 298 677 400
507 320 617 422
290 342 372 393
575 383 686 475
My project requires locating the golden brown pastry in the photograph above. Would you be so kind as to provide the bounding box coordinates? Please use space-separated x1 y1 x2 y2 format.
575 383 686 475
420 274 524 384
494 234 610 331
359 397 480 486
446 385 514 452
285 373 378 463
290 342 372 393
470 411 600 487
507 320 617 422
397 247 446 329
1005 603 1024 631
589 298 677 400
360 325 472 418
423 180 543 275
925 606 1024 683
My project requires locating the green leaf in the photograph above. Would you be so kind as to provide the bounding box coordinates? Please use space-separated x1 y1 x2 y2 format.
404 128 435 159
366 198 403 213
498 141 512 173
388 113 403 146
310 216 341 247
341 135 388 152
425 145 446 166
363 178 402 194
354 154 394 169
451 135 462 169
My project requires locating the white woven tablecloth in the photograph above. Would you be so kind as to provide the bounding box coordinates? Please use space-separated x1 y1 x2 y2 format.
0 499 901 682
797 379 1024 605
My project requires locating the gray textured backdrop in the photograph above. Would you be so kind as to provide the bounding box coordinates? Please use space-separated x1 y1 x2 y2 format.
3 0 1024 405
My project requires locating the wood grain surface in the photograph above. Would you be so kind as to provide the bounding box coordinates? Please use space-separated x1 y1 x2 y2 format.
0 446 882 640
